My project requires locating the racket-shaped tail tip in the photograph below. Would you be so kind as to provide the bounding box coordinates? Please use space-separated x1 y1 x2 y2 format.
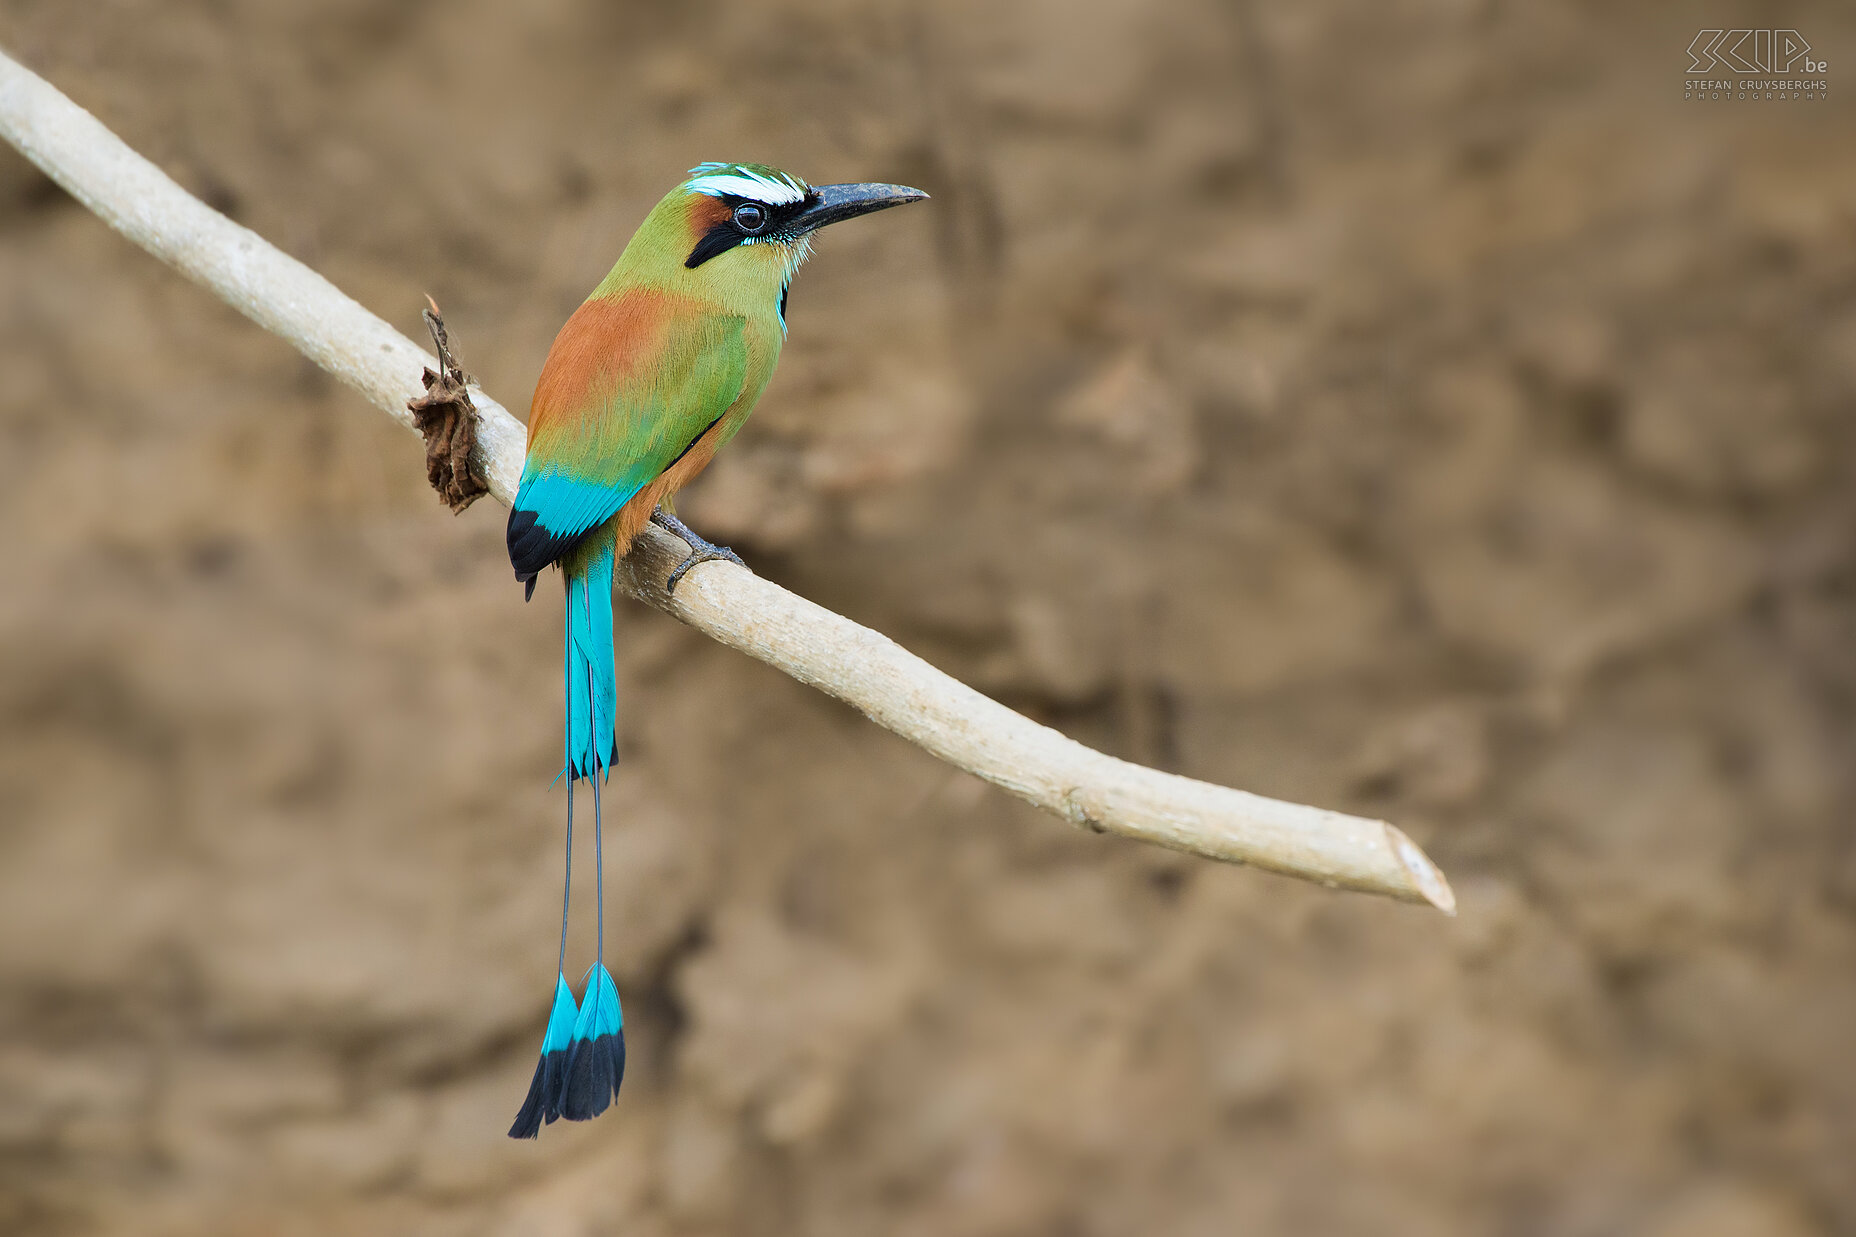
508 973 581 1139
560 964 626 1122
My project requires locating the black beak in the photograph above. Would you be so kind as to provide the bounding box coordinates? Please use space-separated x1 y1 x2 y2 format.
791 182 928 234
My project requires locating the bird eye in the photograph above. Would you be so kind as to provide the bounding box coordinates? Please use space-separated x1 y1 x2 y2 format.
733 203 768 233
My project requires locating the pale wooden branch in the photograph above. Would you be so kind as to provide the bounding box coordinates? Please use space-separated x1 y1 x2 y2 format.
0 48 1454 913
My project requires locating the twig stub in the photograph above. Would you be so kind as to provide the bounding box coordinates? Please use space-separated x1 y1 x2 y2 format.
407 300 488 512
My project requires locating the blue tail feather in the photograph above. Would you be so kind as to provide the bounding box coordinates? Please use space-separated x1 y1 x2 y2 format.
508 973 580 1139
560 964 625 1121
565 533 619 782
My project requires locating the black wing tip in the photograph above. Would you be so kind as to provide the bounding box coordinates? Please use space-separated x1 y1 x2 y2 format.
506 507 583 583
559 1031 626 1122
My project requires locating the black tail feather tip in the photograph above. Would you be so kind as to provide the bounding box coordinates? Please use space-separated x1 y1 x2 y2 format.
508 1034 625 1138
507 1048 572 1139
559 1032 627 1123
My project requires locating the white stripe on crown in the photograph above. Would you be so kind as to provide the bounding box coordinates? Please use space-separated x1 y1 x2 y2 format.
685 163 808 206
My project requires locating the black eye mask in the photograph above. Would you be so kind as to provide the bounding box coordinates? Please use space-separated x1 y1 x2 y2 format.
685 194 813 269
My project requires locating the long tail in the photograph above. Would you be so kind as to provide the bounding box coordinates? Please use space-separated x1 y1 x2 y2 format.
560 576 625 1119
510 527 625 1137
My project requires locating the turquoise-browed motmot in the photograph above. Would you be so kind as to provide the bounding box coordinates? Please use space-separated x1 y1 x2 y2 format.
504 163 925 1137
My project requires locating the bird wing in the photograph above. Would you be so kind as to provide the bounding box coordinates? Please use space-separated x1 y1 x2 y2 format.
508 299 749 581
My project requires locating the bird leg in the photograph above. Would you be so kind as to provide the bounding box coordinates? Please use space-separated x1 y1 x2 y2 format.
651 508 747 593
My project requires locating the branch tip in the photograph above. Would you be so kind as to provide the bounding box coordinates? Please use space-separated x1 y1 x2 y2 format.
1387 824 1456 914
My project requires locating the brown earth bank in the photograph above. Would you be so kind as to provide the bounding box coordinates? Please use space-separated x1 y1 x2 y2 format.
2 1 1854 1234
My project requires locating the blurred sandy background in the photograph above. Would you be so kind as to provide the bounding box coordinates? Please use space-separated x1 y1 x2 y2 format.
3 1 1855 1234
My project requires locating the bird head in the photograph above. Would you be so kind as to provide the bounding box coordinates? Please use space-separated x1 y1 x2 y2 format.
607 163 926 313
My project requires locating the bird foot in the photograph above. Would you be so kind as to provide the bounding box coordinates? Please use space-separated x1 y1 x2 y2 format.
651 509 747 593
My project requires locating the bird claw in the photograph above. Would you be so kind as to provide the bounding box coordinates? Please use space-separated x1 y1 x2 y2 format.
665 544 746 593
652 509 747 593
